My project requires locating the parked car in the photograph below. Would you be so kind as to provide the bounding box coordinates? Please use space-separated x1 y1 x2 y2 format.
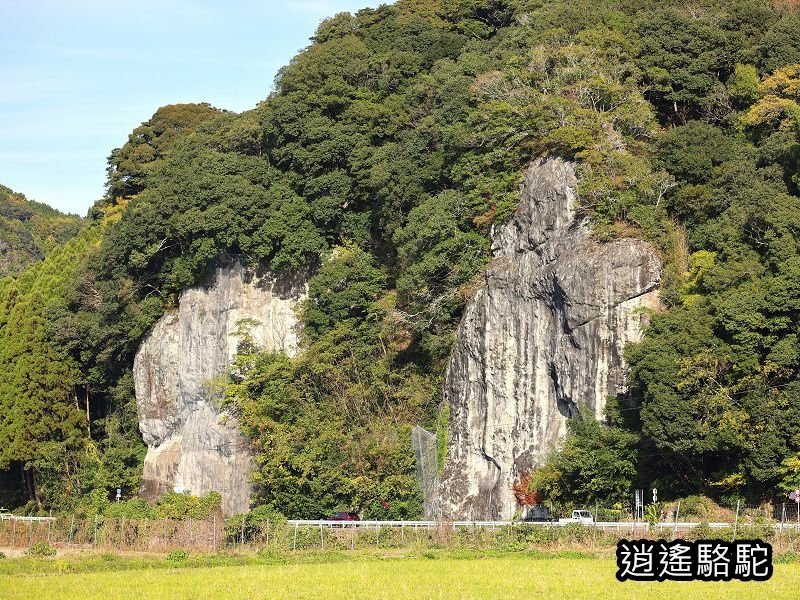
326 511 360 522
558 510 594 524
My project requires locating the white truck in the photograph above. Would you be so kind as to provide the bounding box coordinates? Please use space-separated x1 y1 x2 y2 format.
558 510 594 524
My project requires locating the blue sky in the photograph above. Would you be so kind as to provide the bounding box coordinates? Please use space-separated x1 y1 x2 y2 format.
0 0 383 215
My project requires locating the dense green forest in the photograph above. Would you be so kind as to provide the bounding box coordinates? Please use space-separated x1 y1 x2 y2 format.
2 0 800 516
0 185 82 277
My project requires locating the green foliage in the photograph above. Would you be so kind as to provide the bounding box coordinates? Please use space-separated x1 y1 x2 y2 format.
636 7 739 123
394 191 490 359
531 415 638 506
152 492 222 520
226 279 433 518
0 184 82 276
165 550 189 563
778 453 800 492
685 522 714 542
627 74 800 501
102 498 153 520
25 542 56 558
225 505 286 540
75 490 221 520
759 12 800 73
104 103 224 201
727 63 760 106
0 225 106 508
676 496 716 520
644 503 661 530
303 244 386 337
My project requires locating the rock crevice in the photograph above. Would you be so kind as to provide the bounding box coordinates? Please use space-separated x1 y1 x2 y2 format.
439 158 661 520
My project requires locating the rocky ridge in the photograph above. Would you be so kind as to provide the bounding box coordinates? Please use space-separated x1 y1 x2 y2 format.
438 158 662 519
133 259 306 515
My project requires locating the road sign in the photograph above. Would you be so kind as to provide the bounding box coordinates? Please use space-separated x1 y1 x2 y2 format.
792 489 800 503
652 488 658 503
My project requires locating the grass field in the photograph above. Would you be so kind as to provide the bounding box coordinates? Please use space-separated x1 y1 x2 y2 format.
1 552 798 599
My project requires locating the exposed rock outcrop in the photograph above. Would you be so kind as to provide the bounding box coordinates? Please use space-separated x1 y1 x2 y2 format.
134 259 306 515
439 158 661 520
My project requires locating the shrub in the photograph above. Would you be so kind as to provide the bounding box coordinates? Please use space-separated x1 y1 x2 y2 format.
256 548 287 563
676 496 712 520
25 542 56 557
684 522 733 542
156 491 222 520
504 540 527 552
685 522 712 541
561 523 592 543
104 498 155 519
225 505 286 543
54 559 73 573
645 503 662 531
75 488 112 519
738 515 774 541
0 552 6 559
524 526 561 545
165 550 189 562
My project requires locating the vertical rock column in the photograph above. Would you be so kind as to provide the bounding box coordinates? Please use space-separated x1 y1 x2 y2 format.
438 158 662 520
134 260 306 515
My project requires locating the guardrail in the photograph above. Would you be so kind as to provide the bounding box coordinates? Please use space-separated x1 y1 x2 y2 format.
0 516 796 553
287 519 800 531
0 515 56 522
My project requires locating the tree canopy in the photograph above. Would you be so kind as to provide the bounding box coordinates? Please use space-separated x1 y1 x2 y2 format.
0 185 82 277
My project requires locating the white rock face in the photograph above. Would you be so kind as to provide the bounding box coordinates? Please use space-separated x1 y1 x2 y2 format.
438 158 662 520
134 260 306 515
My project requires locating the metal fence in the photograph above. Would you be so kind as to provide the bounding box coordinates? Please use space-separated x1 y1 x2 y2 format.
775 502 800 523
412 426 440 519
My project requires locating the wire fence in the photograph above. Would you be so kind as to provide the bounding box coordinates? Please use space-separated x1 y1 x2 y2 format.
527 501 782 524
0 517 795 555
1 502 799 555
0 516 223 552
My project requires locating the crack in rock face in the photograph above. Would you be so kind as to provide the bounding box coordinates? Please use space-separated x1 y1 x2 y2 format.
438 158 662 520
133 259 306 515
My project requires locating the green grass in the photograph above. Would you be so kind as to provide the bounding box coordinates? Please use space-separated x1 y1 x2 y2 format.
0 552 798 599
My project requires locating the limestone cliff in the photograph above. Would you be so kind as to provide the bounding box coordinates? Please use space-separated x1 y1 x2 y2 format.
438 158 661 520
133 259 306 515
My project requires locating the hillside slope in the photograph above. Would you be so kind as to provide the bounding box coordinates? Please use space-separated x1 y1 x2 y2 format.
0 185 82 276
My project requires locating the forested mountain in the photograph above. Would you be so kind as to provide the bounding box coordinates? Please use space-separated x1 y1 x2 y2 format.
0 185 82 276
2 0 800 516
